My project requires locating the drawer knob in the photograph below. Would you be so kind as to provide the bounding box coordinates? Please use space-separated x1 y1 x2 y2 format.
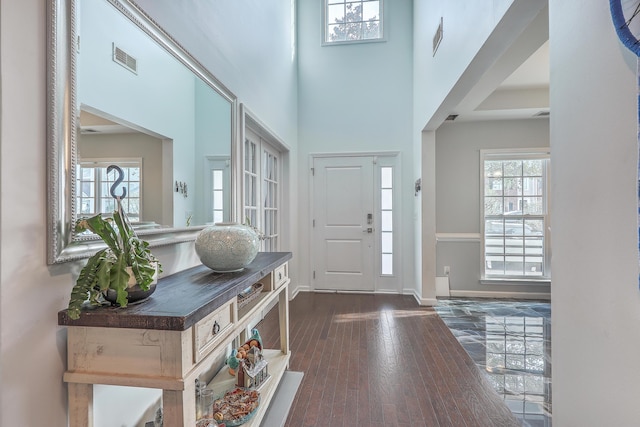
278 272 282 280
212 321 220 335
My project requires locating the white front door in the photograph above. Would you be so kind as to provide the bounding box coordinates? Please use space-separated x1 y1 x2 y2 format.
312 156 375 291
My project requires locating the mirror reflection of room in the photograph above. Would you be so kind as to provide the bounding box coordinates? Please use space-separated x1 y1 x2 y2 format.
78 109 166 228
76 0 232 230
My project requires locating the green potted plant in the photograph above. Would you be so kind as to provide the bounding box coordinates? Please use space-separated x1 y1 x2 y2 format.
67 168 162 320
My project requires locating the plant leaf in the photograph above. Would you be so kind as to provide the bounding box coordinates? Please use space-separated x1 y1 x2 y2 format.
77 214 121 255
113 208 132 255
67 249 109 319
110 254 130 307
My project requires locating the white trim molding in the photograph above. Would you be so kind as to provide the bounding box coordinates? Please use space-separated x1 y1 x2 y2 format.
417 296 438 306
290 285 311 301
448 290 551 300
436 232 482 243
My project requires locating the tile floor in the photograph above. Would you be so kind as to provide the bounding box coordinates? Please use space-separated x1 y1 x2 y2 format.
434 298 552 427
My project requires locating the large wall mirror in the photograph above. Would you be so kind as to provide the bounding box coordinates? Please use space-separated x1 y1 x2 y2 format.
47 0 237 264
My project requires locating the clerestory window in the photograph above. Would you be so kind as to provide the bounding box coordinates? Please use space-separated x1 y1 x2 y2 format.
323 0 384 45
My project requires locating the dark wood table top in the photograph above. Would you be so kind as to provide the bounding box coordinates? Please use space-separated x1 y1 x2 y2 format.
58 252 292 331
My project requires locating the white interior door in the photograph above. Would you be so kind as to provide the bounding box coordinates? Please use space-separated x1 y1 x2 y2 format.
312 156 375 291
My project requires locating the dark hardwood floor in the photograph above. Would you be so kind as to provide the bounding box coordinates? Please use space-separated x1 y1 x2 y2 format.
258 292 520 427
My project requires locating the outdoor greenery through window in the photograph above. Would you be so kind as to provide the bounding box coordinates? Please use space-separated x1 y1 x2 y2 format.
482 150 550 279
76 159 142 222
324 0 383 44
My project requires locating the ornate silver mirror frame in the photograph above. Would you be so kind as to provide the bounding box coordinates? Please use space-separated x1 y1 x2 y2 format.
47 0 238 264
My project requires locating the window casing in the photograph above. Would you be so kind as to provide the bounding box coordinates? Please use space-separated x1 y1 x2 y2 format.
76 159 142 222
481 149 550 281
323 0 384 45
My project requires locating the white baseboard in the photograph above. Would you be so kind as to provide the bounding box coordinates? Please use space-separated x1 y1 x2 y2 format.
417 296 438 306
291 286 438 307
448 290 551 300
289 285 310 300
292 288 440 306
402 289 419 302
402 289 438 306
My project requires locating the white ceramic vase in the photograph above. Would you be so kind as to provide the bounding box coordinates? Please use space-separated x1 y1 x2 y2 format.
195 222 260 272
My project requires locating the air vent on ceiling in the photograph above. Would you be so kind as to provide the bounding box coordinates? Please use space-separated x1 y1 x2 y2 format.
534 111 550 117
446 114 458 121
112 43 138 74
433 17 443 56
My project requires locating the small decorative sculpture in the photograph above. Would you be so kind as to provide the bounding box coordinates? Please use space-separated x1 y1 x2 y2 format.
249 328 262 348
226 349 239 376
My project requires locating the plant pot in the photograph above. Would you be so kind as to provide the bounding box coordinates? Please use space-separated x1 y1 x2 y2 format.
103 265 158 305
195 222 260 273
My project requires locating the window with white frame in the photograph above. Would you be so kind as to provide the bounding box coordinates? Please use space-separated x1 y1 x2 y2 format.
76 159 142 222
482 150 550 280
324 0 383 44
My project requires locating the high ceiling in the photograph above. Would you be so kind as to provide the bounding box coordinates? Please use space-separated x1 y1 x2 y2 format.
449 4 549 124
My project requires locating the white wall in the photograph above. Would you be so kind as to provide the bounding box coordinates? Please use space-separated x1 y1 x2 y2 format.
0 0 297 425
550 0 640 424
296 0 415 294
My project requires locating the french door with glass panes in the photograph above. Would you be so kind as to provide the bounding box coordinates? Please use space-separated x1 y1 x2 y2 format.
244 129 280 252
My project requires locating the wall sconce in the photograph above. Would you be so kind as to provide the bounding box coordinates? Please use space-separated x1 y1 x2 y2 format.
415 178 422 196
175 181 188 198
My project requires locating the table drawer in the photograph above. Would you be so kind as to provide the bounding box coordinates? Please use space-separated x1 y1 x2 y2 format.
273 262 288 290
193 299 235 363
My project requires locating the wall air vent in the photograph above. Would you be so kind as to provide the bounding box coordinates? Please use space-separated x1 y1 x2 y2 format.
433 17 443 56
112 43 138 74
534 111 550 117
446 114 458 121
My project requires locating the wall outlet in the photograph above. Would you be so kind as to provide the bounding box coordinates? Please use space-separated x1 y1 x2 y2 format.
444 266 450 276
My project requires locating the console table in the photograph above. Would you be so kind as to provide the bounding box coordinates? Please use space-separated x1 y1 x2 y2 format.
58 252 292 426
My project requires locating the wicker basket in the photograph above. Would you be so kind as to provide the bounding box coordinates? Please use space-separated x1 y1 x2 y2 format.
237 283 264 309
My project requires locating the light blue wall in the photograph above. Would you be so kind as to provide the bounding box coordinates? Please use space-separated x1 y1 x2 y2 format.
132 0 298 149
297 0 415 292
412 0 515 129
133 0 301 269
193 79 232 226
